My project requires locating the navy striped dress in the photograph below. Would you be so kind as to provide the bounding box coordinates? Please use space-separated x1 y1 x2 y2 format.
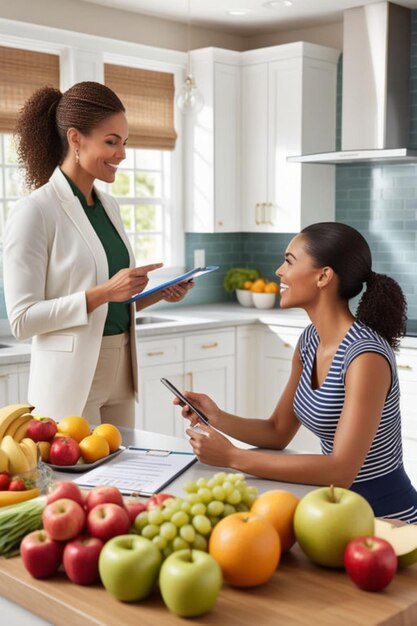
294 320 417 522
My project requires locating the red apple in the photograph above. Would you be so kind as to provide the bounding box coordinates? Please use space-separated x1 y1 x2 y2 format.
26 417 57 443
87 503 130 542
49 437 81 466
85 486 124 512
146 493 174 510
63 535 104 585
20 530 64 579
125 501 147 524
344 536 398 591
8 479 26 491
42 498 86 541
0 471 11 491
47 481 84 507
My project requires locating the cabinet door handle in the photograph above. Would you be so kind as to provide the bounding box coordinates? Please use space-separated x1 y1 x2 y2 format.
146 351 164 357
267 202 275 225
255 203 261 225
261 202 266 224
283 342 292 348
201 342 219 349
185 372 193 391
397 364 413 371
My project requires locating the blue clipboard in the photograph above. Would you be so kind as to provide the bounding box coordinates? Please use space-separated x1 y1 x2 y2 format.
126 265 219 303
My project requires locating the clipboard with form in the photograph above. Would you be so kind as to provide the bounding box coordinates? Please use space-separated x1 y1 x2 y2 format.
126 266 219 303
73 447 196 496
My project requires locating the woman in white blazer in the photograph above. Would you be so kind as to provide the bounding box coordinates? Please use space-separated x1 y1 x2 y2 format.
3 82 191 425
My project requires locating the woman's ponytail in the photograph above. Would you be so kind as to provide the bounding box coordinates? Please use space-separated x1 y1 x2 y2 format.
356 272 407 349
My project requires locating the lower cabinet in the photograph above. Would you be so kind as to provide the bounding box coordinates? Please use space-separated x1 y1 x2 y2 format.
136 329 235 438
0 362 30 406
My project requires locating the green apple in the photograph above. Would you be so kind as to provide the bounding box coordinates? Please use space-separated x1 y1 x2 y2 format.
294 485 374 568
98 534 161 602
374 517 417 568
159 549 222 617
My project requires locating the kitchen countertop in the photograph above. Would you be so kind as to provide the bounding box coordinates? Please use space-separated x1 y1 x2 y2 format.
0 428 416 626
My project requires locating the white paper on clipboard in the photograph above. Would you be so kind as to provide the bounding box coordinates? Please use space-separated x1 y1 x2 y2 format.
73 447 197 496
126 266 219 303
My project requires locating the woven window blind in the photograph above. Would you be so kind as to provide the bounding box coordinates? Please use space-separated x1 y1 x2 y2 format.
105 63 177 150
0 46 60 132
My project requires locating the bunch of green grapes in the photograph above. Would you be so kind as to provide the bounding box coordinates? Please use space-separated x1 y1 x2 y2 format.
133 472 258 559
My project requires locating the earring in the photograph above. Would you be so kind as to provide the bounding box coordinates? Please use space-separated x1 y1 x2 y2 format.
75 148 80 164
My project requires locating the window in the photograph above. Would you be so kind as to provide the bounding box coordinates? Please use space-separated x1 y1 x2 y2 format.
0 133 25 240
96 147 175 266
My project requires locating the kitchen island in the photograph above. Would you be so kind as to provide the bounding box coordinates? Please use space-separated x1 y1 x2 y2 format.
0 428 417 626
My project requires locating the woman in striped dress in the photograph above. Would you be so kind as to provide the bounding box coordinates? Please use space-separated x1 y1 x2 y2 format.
183 222 417 522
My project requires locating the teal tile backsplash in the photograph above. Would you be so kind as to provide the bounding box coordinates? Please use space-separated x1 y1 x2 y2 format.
183 10 417 320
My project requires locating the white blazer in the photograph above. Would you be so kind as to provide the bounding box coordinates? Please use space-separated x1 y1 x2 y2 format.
3 167 138 420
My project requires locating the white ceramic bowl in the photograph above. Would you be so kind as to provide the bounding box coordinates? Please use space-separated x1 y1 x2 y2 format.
236 289 254 307
252 292 276 309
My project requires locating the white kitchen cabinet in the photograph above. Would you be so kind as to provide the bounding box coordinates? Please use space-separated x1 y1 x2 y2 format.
17 364 30 404
241 43 339 233
260 325 321 452
185 48 241 233
395 345 417 485
235 324 263 418
0 364 19 406
136 328 236 437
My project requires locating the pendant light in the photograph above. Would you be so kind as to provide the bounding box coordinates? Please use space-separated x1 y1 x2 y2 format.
176 0 204 116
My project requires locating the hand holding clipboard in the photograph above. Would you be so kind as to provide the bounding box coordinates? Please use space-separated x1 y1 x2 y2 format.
127 266 219 303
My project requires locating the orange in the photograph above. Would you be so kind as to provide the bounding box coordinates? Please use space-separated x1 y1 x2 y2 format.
57 416 91 443
250 279 266 293
264 282 279 294
92 423 122 453
251 489 299 553
208 512 280 587
79 434 110 463
243 281 253 290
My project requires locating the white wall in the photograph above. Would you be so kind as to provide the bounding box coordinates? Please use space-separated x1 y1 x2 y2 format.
0 0 343 52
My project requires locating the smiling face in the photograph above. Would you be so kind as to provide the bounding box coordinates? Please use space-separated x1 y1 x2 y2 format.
275 234 327 310
76 111 128 184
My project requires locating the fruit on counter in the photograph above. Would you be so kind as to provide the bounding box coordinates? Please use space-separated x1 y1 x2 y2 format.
251 489 299 553
250 278 267 293
42 497 86 541
146 492 174 509
344 536 397 591
79 434 109 463
87 503 131 542
26 416 58 443
85 485 125 511
0 487 40 508
209 512 281 587
374 517 417 568
92 423 122 453
223 267 260 292
98 534 162 602
57 415 91 442
3 412 32 441
0 499 45 558
46 481 85 508
159 549 222 618
0 471 11 491
19 437 38 469
0 403 34 440
294 485 375 568
37 441 51 462
125 500 147 524
0 448 8 472
0 435 35 474
63 535 104 585
49 436 81 466
20 530 64 579
8 478 27 491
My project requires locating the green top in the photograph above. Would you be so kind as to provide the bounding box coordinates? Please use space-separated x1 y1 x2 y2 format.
63 172 131 335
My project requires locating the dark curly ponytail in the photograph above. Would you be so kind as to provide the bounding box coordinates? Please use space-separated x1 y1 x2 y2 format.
301 222 407 348
15 81 125 190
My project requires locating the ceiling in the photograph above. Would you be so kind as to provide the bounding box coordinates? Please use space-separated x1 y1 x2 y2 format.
79 0 417 34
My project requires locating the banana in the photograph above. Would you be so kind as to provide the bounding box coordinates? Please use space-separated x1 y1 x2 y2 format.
0 448 8 472
20 438 38 468
0 487 40 508
0 435 30 474
19 442 36 470
13 419 32 443
4 413 32 439
0 404 33 440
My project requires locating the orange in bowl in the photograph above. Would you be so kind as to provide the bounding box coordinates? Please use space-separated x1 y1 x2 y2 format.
79 435 110 463
92 423 122 453
57 416 91 443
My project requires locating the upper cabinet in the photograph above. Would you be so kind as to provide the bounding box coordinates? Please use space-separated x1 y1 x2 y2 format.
185 48 241 233
185 42 340 234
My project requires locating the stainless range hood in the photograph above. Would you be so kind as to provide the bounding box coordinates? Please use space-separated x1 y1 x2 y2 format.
288 2 417 165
